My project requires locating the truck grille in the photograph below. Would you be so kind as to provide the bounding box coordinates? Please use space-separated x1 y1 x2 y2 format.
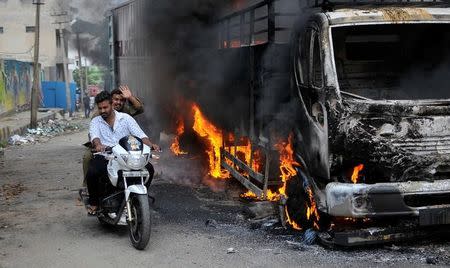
391 136 450 156
404 193 450 208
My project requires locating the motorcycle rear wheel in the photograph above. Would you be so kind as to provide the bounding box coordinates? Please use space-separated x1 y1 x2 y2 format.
128 194 151 250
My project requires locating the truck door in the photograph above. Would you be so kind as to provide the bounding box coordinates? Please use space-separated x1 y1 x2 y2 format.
293 23 330 182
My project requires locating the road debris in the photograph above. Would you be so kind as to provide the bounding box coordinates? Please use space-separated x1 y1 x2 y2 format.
205 219 218 228
27 119 82 137
285 240 306 251
242 201 278 220
426 257 438 265
0 183 26 201
7 119 84 146
8 134 34 145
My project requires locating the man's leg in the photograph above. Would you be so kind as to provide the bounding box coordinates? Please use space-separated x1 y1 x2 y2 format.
144 162 155 188
86 156 108 206
82 148 93 186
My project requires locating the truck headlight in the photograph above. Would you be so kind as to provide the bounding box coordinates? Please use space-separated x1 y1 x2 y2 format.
352 195 371 213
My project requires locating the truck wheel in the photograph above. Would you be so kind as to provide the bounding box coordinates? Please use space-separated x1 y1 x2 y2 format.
286 167 327 231
128 194 151 250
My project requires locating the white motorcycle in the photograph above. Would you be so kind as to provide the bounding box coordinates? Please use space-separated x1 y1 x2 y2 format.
80 135 157 250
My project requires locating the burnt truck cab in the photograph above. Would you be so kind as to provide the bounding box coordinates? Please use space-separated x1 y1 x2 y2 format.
291 2 450 239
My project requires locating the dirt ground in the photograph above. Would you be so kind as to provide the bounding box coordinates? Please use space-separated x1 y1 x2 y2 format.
0 124 449 267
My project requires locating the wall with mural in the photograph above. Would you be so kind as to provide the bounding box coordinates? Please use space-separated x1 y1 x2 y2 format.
0 59 33 116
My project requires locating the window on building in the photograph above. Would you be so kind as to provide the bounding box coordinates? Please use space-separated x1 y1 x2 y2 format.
26 26 35 33
55 29 61 47
0 27 4 33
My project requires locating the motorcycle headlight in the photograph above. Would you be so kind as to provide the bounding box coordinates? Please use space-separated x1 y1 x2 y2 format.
122 154 147 169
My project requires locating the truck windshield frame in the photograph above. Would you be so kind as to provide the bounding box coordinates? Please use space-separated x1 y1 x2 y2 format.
330 22 450 100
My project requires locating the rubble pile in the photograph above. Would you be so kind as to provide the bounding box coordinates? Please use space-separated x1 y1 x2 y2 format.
8 119 84 146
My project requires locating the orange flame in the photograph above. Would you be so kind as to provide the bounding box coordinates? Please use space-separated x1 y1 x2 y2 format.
170 118 188 156
188 104 309 230
274 134 301 198
285 206 302 230
192 104 230 179
305 187 320 223
252 149 263 173
236 134 322 230
351 164 364 184
240 190 258 199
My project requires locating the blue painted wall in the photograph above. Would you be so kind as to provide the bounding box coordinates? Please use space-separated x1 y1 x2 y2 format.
41 81 76 112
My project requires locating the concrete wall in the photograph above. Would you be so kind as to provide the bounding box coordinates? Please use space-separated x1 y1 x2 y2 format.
0 59 34 115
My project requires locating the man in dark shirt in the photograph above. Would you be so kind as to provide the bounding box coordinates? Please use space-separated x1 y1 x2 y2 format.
83 95 91 118
112 85 144 116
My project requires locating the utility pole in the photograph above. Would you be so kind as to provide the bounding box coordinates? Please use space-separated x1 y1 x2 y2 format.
52 12 72 117
84 57 88 96
76 33 85 115
30 0 44 129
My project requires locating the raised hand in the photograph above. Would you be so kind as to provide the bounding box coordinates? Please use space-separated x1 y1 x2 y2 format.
119 85 132 100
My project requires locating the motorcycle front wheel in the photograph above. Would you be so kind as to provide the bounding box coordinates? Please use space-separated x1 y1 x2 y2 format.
128 194 151 250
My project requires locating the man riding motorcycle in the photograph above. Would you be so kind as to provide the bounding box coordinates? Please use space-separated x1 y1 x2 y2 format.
85 91 159 214
82 85 145 184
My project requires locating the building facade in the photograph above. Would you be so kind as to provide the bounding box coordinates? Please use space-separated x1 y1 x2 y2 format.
0 0 71 114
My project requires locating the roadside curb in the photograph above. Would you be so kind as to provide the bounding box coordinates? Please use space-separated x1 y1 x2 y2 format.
0 112 57 144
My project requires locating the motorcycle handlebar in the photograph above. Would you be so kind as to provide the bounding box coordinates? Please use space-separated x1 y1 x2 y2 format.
92 146 113 155
92 146 161 155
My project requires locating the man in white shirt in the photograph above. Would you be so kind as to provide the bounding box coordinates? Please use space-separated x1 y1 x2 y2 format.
86 91 159 213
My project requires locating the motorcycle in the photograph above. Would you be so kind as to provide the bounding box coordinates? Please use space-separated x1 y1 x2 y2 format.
79 135 158 250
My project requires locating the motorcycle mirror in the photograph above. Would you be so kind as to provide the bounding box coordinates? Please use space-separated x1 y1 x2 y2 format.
150 154 160 160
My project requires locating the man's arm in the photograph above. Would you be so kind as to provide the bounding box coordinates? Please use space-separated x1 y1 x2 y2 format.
91 138 106 153
142 137 160 151
119 85 144 116
125 115 159 150
89 118 105 152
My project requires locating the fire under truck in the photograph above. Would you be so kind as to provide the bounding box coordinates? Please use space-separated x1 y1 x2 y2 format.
211 0 450 246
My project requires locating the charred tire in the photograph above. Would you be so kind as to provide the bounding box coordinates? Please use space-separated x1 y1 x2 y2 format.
128 194 151 250
286 168 313 230
286 167 329 231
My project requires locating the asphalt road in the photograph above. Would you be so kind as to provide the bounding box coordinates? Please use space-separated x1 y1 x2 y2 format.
0 127 449 267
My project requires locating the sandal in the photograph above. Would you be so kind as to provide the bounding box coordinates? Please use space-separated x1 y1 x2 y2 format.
79 188 89 197
87 205 98 216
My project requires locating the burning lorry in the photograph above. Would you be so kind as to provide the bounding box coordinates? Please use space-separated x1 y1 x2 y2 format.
209 0 450 246
109 0 450 246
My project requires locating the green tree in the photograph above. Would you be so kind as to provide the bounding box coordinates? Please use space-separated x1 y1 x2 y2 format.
73 65 105 89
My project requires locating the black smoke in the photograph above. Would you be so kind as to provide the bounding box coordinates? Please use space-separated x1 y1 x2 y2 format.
138 0 232 132
139 0 300 139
